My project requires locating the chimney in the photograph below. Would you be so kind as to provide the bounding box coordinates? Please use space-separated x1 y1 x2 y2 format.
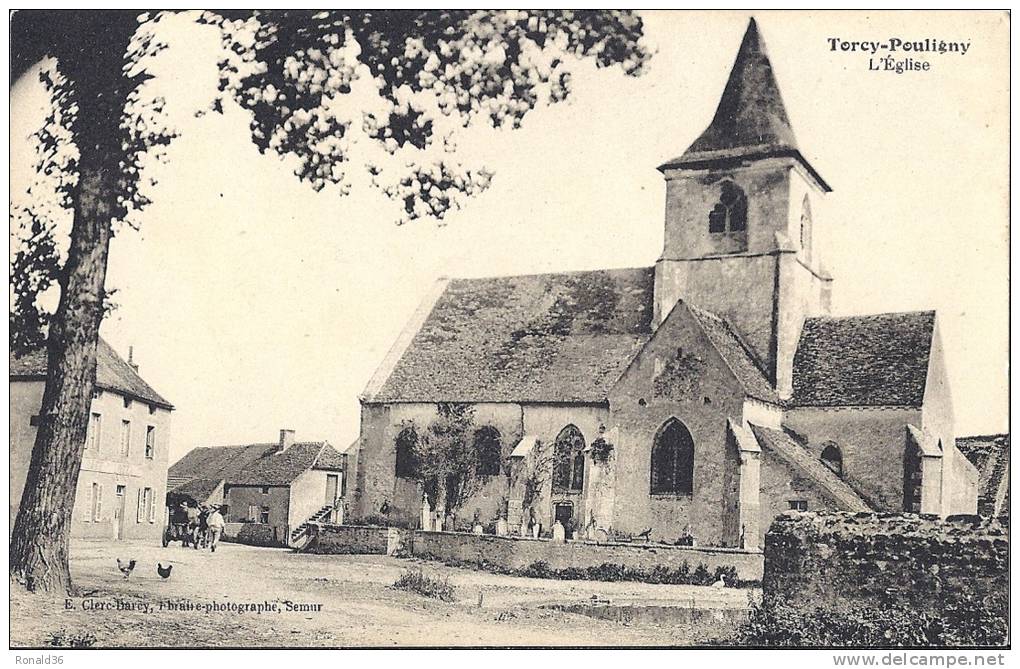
128 346 139 373
279 429 295 452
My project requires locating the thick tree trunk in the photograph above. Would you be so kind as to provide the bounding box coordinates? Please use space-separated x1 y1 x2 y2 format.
9 162 116 594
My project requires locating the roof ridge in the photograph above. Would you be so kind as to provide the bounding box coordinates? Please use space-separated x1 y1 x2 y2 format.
448 265 654 283
805 310 936 323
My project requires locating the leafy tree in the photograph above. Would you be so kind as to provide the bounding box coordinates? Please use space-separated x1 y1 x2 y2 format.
9 9 649 593
410 403 480 521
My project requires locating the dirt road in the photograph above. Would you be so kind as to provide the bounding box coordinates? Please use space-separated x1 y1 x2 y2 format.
10 538 753 648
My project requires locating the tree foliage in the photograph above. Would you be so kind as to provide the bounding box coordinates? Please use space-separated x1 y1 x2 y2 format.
408 403 481 515
11 9 649 351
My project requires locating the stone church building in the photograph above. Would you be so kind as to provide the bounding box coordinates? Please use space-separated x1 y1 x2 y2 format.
350 19 978 548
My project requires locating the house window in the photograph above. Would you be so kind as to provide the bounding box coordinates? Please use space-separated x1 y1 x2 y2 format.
120 420 131 457
650 418 695 495
261 486 270 495
136 487 155 523
552 425 585 492
145 426 156 459
820 442 843 478
474 426 502 476
248 504 258 522
29 414 40 427
123 397 132 409
789 500 809 512
90 482 102 522
708 180 747 233
260 506 271 524
87 413 102 452
394 427 418 479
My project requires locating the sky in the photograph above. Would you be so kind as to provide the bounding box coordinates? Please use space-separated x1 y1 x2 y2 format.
10 11 1009 465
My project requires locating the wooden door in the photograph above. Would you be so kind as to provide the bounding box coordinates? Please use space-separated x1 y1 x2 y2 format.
114 485 126 540
325 474 339 505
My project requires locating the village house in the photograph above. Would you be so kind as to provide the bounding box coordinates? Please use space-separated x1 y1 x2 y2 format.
9 339 174 542
167 430 347 546
957 434 1010 521
347 19 980 549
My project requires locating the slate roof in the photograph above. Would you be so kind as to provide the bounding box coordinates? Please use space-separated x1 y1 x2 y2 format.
169 477 223 502
658 19 830 191
750 424 871 512
687 304 779 403
369 267 656 403
957 434 1010 519
10 338 173 409
169 440 345 489
791 311 936 408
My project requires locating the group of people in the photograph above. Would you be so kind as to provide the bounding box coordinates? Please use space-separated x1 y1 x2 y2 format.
171 501 226 551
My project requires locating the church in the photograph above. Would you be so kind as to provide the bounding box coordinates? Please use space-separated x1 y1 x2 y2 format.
349 19 978 548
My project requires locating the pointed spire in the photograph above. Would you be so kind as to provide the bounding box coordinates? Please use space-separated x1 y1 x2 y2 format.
660 18 829 191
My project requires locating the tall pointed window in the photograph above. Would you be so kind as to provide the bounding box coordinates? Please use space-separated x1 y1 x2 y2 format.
474 426 502 476
650 418 695 495
394 427 418 479
552 425 586 492
708 181 747 233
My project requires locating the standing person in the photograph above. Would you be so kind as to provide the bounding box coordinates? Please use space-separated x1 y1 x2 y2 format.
197 505 210 548
186 503 200 550
206 505 225 553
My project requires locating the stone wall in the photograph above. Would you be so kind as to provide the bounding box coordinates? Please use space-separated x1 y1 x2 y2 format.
222 522 285 547
608 302 748 546
305 524 412 555
763 512 1009 615
413 531 763 580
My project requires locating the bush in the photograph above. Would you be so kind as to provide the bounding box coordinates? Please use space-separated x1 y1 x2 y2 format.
732 592 1008 647
46 629 97 648
392 568 457 602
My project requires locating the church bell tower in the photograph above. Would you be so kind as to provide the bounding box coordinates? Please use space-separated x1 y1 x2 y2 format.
654 18 833 399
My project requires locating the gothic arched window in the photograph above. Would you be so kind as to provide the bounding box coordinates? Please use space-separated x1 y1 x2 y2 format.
708 181 747 233
474 426 502 476
394 427 418 479
650 418 695 495
800 195 813 259
553 425 586 492
820 441 843 478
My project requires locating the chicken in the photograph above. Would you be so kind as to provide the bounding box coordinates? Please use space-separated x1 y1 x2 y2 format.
712 575 727 589
156 563 172 579
116 558 136 579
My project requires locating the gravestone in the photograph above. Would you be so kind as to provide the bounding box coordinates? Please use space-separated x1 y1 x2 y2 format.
495 518 508 536
551 520 566 543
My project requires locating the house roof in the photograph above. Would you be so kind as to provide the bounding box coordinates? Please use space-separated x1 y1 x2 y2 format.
169 440 346 488
957 434 1010 519
368 267 656 403
658 18 830 191
10 338 173 409
791 311 936 408
169 477 223 503
750 424 871 512
687 303 779 403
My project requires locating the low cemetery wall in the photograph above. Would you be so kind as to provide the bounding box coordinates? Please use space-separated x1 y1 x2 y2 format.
412 531 764 581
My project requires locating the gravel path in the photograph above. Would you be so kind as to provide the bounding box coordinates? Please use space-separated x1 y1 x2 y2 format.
10 538 753 648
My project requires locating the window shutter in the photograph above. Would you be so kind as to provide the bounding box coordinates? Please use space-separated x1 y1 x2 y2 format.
137 489 143 522
96 484 103 521
148 489 156 523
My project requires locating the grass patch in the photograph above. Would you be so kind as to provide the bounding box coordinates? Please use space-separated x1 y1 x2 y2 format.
412 552 758 588
392 568 457 602
46 629 97 648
